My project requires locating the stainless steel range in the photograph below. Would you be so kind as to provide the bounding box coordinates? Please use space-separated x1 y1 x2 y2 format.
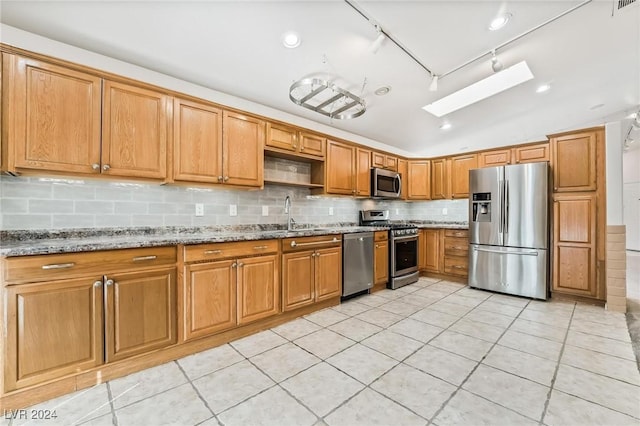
360 210 419 289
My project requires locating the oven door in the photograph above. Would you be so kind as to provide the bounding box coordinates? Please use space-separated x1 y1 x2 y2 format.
391 234 418 277
372 168 401 198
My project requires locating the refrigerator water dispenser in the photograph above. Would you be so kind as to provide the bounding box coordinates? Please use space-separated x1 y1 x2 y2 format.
471 192 491 222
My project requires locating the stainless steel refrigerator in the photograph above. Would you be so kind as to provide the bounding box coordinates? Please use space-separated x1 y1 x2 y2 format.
468 162 549 299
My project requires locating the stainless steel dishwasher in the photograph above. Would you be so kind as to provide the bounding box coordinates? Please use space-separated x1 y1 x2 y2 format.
342 232 374 297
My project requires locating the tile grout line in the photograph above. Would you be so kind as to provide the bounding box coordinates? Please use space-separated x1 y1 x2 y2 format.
539 301 577 425
106 382 118 426
174 360 222 426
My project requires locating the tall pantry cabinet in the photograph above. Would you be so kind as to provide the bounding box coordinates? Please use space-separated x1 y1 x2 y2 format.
550 128 606 300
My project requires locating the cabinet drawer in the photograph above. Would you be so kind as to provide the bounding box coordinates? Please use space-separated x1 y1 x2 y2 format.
444 238 469 257
183 240 278 263
374 231 388 242
444 229 468 238
444 257 468 276
282 235 342 253
3 247 177 284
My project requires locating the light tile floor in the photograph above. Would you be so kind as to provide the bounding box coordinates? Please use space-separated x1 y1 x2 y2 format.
8 277 640 426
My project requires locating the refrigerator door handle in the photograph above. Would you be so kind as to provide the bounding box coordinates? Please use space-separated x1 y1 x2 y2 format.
504 180 509 235
473 247 539 256
498 179 504 234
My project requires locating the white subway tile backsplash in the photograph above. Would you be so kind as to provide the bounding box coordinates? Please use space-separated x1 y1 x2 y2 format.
0 175 469 230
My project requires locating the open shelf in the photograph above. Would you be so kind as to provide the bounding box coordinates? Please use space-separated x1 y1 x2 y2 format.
264 179 324 189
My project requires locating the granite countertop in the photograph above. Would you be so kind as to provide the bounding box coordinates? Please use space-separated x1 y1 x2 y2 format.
0 221 469 257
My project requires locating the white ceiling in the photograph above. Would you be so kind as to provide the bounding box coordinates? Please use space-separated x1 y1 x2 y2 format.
1 0 639 156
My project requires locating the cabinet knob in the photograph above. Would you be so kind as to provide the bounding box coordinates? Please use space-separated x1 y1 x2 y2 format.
224 176 229 182
238 262 244 267
218 176 224 182
93 280 102 287
231 262 237 268
300 146 304 151
102 164 110 171
105 279 114 286
375 244 379 248
91 163 100 171
352 189 356 194
293 144 297 149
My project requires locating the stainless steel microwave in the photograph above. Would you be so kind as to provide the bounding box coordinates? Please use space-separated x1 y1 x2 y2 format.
371 168 402 198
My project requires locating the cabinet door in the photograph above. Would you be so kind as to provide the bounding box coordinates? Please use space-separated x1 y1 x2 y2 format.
551 131 597 192
6 54 102 174
513 143 548 164
105 267 177 362
430 159 448 199
102 80 169 179
173 98 223 183
315 247 342 301
5 278 103 391
407 160 431 200
355 147 371 196
299 132 326 158
450 154 477 199
397 159 408 200
423 229 441 273
552 194 597 297
184 260 236 341
385 156 398 171
282 251 315 311
374 240 389 285
266 122 297 152
372 152 386 169
237 254 280 324
326 140 355 195
478 149 510 168
223 111 265 187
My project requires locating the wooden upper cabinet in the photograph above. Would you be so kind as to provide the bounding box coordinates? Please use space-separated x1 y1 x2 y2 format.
407 160 431 200
397 159 408 200
105 267 176 363
173 98 223 183
4 54 102 174
372 152 397 171
355 147 371 197
552 193 597 297
326 140 356 195
266 122 297 153
551 130 598 192
513 143 548 164
4 278 104 391
102 80 169 179
299 132 326 158
223 111 264 187
450 154 477 199
430 158 449 199
478 149 511 168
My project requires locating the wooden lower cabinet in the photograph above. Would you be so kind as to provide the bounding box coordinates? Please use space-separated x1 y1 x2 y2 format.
419 228 468 279
423 229 441 273
184 260 237 341
552 193 597 297
374 232 389 286
282 236 342 311
106 268 177 362
4 278 104 391
237 254 280 324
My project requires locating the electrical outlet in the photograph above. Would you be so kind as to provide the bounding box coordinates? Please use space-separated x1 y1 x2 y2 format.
328 207 334 216
262 205 269 216
229 204 237 216
442 208 448 215
195 203 204 217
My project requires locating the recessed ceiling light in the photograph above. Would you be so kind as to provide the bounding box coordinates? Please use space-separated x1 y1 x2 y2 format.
282 31 301 49
489 13 512 31
440 123 452 130
423 61 534 117
374 86 391 96
536 84 551 93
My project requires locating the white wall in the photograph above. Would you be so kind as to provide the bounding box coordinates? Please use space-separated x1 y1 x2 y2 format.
623 146 640 251
605 122 624 225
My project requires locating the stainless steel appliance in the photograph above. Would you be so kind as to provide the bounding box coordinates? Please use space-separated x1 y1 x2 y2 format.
359 210 419 289
371 168 401 198
342 232 374 297
468 162 549 299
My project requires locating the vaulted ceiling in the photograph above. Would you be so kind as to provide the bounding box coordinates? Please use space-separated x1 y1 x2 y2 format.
1 0 638 156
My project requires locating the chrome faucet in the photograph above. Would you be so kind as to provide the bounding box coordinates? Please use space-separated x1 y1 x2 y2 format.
284 195 295 231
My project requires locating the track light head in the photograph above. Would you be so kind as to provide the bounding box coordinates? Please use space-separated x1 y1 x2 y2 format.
491 50 503 73
369 25 386 54
429 74 439 92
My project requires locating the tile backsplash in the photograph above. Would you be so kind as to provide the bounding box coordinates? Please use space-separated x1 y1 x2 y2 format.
0 172 468 230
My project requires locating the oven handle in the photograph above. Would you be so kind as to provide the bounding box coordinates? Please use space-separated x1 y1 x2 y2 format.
392 234 417 242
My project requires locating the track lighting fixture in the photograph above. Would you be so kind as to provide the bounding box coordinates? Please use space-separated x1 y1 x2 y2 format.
491 50 503 73
369 24 386 54
429 75 439 92
632 115 640 130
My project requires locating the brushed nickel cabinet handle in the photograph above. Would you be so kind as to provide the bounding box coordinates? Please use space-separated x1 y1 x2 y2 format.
132 255 157 262
224 176 229 182
102 164 110 171
218 176 224 182
91 163 100 170
105 279 114 286
253 245 269 250
41 262 75 270
231 262 237 268
204 249 222 255
290 237 339 248
238 262 244 267
93 280 102 287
